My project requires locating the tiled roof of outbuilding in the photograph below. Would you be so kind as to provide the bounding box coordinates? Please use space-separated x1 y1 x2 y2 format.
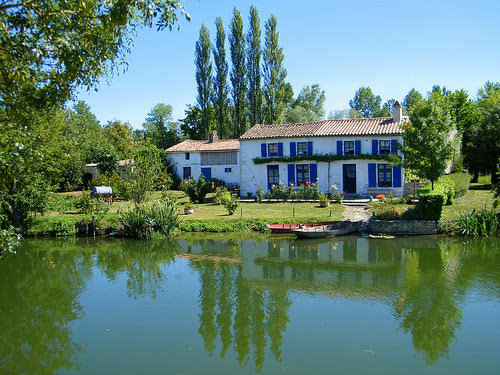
240 117 408 140
165 139 240 152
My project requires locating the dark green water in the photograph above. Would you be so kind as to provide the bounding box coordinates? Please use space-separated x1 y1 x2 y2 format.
1 235 500 374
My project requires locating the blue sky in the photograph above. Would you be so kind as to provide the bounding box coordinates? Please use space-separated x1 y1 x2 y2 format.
77 0 500 129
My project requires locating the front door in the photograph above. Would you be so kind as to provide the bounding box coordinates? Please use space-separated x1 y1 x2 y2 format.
201 167 211 180
343 164 356 193
267 165 279 190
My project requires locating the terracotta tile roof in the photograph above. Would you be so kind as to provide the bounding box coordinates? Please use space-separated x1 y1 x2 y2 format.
240 116 408 140
165 139 240 152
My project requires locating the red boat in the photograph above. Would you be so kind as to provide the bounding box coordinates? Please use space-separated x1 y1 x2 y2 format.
266 221 340 234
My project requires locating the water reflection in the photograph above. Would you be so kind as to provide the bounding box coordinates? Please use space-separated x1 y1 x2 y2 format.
1 236 499 374
181 236 500 369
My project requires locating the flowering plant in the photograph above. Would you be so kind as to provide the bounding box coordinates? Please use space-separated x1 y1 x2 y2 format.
184 201 194 210
376 194 386 201
327 184 344 202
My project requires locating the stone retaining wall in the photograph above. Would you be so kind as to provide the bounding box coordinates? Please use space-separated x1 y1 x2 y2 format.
368 219 437 235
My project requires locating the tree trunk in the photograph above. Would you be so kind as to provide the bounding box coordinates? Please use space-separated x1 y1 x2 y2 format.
431 179 434 190
491 171 498 184
471 171 479 183
7 182 23 229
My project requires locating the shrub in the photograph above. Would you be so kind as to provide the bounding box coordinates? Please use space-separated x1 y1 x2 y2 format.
121 200 179 239
210 178 226 191
214 187 230 205
327 184 344 202
75 191 109 218
47 193 78 214
448 172 471 198
419 177 455 205
53 218 78 237
457 208 498 236
223 194 239 215
299 181 321 200
256 186 265 202
180 175 211 203
416 192 446 220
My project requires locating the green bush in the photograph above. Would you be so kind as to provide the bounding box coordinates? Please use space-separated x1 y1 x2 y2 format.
214 187 230 205
121 200 180 239
416 192 446 220
223 194 239 215
75 191 109 217
457 208 498 236
419 177 455 205
47 193 78 214
448 172 471 198
180 175 211 203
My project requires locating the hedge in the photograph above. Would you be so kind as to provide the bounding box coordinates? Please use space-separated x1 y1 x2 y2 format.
416 192 446 220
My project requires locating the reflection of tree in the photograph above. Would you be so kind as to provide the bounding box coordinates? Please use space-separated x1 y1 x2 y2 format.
395 245 464 365
191 238 292 371
0 248 91 374
95 238 179 299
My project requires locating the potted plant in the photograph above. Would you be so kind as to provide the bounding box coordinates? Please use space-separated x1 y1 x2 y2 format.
319 193 330 207
184 201 194 215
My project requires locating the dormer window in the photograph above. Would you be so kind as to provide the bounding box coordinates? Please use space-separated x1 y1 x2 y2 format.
268 143 278 156
379 140 390 155
344 141 355 156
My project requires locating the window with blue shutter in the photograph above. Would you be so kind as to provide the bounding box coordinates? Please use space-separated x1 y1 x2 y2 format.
391 140 398 154
368 163 376 187
355 140 361 155
288 164 295 185
310 163 317 183
307 141 313 156
372 139 378 155
337 140 343 155
261 143 267 157
277 142 283 156
393 166 402 187
290 142 296 156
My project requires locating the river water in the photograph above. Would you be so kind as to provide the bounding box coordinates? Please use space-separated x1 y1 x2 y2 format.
1 235 499 374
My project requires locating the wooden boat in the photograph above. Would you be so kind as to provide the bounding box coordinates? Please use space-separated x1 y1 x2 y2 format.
266 221 340 234
292 220 361 238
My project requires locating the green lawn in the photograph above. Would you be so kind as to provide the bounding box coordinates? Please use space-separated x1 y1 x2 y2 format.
442 181 498 221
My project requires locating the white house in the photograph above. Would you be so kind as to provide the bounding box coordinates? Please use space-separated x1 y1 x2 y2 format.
85 159 133 179
166 102 409 198
166 131 240 186
238 102 409 198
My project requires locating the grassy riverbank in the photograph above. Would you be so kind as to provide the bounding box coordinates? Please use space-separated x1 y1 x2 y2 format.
26 192 345 236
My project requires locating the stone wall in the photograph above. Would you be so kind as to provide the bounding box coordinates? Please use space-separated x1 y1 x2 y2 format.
368 219 437 235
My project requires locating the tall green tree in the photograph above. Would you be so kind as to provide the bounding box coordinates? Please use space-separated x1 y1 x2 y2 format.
294 84 326 120
262 15 287 124
212 17 231 139
349 87 383 118
403 90 459 189
195 24 214 140
180 104 204 140
103 120 135 158
474 82 500 183
0 0 188 250
380 98 396 117
403 88 424 115
246 5 262 126
142 104 181 149
229 8 247 136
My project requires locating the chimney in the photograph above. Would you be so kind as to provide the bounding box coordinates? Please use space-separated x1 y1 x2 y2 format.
393 101 402 123
209 130 218 143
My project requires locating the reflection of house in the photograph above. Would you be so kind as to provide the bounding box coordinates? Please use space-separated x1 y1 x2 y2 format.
84 159 134 180
166 131 240 186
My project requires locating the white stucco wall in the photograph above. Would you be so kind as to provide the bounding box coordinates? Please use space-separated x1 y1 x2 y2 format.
239 136 404 197
167 150 240 186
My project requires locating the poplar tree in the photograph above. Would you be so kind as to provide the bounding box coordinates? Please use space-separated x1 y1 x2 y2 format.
195 24 214 139
229 8 247 137
263 15 287 124
246 5 262 126
212 17 231 139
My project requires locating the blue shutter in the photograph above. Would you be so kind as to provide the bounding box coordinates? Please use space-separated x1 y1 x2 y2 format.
261 143 267 157
393 165 402 187
288 164 295 185
391 140 398 154
372 140 378 155
337 141 343 155
355 140 361 155
307 141 313 156
368 163 377 187
290 142 296 156
277 142 283 156
309 163 317 183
